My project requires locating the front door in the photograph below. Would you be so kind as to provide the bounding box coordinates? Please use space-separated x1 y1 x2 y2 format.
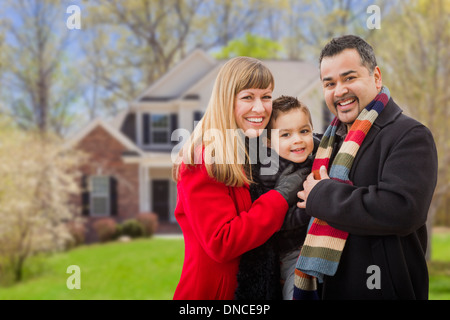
152 180 169 221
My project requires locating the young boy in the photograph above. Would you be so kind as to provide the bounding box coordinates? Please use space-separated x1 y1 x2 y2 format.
235 96 319 300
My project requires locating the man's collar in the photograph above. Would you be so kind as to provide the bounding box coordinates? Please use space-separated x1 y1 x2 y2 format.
336 122 347 138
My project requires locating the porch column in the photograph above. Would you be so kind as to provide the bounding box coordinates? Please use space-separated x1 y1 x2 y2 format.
139 164 150 212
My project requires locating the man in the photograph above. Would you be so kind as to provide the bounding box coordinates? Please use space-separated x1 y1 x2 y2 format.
297 35 438 299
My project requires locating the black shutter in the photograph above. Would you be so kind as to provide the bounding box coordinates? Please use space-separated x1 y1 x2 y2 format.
193 111 203 131
143 113 150 144
193 111 203 122
170 113 178 146
81 175 90 216
110 176 118 216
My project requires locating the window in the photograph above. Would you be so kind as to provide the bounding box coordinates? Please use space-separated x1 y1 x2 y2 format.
90 176 110 216
151 114 170 144
142 113 178 148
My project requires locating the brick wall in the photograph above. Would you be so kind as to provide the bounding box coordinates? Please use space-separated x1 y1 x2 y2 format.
74 125 140 241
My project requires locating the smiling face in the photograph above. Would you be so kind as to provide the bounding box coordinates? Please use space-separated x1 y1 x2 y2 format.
320 49 382 129
269 108 314 163
234 86 273 138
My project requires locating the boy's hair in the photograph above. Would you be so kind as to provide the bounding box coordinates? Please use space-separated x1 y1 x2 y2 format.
267 96 312 141
319 34 378 75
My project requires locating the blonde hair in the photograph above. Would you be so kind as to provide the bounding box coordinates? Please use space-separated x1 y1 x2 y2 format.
172 56 274 187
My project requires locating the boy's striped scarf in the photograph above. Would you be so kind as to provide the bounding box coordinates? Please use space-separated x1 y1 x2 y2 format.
293 86 390 300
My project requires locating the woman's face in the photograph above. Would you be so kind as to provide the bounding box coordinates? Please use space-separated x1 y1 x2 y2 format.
234 86 273 138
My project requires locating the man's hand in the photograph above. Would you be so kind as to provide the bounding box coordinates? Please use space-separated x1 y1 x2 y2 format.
297 165 329 209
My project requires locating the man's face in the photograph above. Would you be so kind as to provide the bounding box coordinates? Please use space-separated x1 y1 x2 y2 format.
320 49 382 128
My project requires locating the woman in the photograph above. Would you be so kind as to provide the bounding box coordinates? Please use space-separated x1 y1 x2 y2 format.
172 56 303 300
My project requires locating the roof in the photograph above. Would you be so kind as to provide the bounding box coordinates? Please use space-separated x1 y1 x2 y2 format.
135 49 217 102
65 117 144 156
136 49 320 104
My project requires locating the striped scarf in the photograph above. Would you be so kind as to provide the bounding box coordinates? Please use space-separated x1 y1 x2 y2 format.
293 86 390 300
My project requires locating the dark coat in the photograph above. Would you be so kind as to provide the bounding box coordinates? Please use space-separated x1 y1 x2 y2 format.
235 137 320 300
307 98 438 300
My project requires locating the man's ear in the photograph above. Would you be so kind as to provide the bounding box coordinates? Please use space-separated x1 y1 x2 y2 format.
373 66 383 91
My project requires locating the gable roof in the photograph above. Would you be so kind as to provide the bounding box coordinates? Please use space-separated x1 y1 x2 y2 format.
65 117 143 156
134 54 318 116
135 49 217 102
262 60 319 98
134 49 321 104
150 54 320 102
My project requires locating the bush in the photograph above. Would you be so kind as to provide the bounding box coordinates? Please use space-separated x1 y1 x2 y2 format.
136 212 158 237
119 219 145 238
65 220 86 248
92 218 118 242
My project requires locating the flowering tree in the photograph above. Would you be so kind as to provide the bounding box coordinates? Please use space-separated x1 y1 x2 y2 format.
0 117 85 283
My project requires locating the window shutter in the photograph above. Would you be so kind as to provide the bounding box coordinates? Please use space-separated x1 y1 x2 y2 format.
110 176 118 216
170 113 178 146
193 111 203 122
81 175 90 216
193 111 204 131
143 113 150 144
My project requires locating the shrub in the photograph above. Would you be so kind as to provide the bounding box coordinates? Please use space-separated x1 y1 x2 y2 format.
119 219 145 238
136 212 158 237
92 218 118 242
65 220 86 248
0 124 85 283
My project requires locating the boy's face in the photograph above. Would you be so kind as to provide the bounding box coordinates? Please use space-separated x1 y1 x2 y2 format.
269 109 314 163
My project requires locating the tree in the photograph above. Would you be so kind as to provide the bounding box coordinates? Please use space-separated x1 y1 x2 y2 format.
1 0 82 135
281 0 389 61
82 0 204 110
80 0 281 115
214 33 283 59
0 116 85 284
371 0 449 256
193 0 277 49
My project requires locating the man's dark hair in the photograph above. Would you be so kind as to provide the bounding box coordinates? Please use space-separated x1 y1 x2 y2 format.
319 35 378 74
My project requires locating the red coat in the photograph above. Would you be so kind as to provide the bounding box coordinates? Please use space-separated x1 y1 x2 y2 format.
173 162 288 300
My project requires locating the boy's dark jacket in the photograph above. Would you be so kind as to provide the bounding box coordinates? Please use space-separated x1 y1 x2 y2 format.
235 136 320 300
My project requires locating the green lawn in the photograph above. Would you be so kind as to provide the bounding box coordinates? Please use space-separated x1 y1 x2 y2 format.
429 229 450 300
0 231 449 300
0 237 184 300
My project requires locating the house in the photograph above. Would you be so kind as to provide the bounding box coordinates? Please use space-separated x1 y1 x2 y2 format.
67 49 329 240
